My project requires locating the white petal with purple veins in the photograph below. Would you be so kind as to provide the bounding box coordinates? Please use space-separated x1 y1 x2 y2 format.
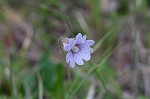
74 53 84 65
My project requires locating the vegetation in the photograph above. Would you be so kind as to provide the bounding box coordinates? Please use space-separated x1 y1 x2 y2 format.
0 0 150 99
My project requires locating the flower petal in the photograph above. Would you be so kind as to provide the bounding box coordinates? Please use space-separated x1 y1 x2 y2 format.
78 50 91 61
84 40 95 46
76 33 83 44
64 44 72 51
69 38 76 46
87 47 93 53
74 53 84 65
63 38 76 51
79 44 93 53
68 52 75 68
70 60 75 68
66 51 72 63
82 35 87 43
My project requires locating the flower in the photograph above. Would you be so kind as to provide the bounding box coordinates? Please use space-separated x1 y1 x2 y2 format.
63 33 95 68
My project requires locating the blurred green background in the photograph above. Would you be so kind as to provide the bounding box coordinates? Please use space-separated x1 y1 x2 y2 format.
0 0 150 99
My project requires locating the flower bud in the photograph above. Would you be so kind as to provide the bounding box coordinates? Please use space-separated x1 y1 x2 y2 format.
61 37 69 44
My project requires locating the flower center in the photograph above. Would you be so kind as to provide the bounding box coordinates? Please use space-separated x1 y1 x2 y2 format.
71 45 79 52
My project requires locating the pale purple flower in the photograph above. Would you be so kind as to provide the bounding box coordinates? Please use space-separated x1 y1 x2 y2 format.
63 33 95 68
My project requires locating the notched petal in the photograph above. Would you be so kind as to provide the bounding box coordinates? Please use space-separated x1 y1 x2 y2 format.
82 35 87 43
79 44 93 53
85 40 95 46
76 33 83 44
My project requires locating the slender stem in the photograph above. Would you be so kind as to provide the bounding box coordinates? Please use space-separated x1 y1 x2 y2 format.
64 16 74 35
58 38 71 84
58 38 71 94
